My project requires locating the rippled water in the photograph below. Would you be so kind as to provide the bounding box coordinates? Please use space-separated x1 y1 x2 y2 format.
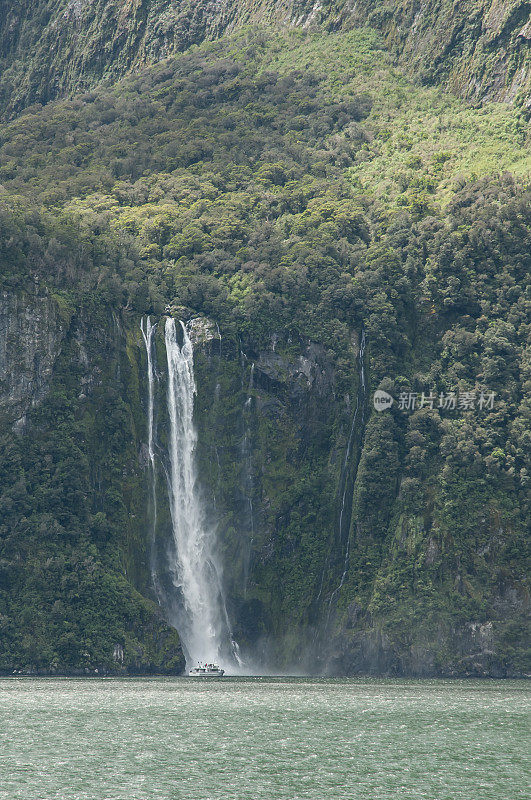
0 677 528 799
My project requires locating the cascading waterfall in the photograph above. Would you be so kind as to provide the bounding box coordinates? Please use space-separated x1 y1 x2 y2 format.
337 329 366 548
164 317 238 670
140 316 160 595
323 329 367 628
240 359 255 598
140 317 156 470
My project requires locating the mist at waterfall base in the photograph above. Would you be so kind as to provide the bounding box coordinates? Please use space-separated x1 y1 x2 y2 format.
141 317 247 674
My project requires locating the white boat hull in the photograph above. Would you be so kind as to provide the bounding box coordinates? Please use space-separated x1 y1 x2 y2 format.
188 662 225 678
188 671 224 677
188 662 225 677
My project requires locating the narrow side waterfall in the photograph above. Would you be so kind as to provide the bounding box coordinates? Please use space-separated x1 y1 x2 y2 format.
337 329 366 548
240 356 255 599
140 317 156 469
330 330 366 594
164 317 237 670
322 329 368 629
140 316 159 593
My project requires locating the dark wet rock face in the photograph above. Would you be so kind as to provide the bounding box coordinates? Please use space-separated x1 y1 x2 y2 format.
0 297 528 676
0 290 66 426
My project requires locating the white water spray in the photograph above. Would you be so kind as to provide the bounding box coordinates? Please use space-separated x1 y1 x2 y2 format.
140 317 156 471
164 317 237 670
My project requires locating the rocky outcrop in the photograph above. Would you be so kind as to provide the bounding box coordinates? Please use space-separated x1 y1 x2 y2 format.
0 289 68 426
253 341 334 399
186 315 221 349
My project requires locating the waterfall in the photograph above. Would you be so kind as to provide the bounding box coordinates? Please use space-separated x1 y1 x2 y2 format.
324 330 367 625
140 316 159 596
317 329 367 630
337 329 366 547
140 317 156 471
240 359 255 598
164 317 237 670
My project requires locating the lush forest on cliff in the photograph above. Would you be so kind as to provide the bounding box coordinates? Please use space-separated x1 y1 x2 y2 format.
1 0 529 117
0 21 529 675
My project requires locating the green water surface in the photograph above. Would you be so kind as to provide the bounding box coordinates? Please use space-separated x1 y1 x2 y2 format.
0 677 528 799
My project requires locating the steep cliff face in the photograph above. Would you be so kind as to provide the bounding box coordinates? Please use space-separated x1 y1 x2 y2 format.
0 292 184 674
1 0 528 117
191 327 348 667
0 0 288 116
0 288 67 426
160 311 529 677
0 287 528 676
344 0 531 107
0 23 528 677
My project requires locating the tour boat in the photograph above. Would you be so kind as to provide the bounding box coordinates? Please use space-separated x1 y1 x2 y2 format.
188 662 225 677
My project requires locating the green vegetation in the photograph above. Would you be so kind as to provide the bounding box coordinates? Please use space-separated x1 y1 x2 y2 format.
1 1 528 118
263 30 530 203
0 297 184 674
0 28 529 674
